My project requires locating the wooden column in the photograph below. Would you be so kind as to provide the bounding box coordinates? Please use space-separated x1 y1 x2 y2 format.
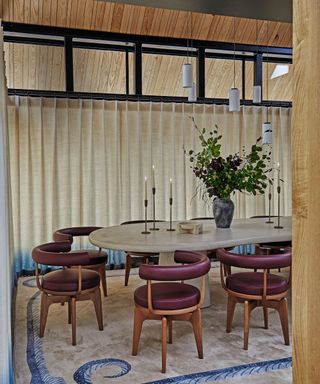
293 0 320 383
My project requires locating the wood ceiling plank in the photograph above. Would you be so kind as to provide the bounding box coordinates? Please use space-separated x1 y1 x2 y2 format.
1 1 292 47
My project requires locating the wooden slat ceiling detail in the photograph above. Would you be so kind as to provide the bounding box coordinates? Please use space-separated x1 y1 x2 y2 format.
4 43 293 101
0 0 292 47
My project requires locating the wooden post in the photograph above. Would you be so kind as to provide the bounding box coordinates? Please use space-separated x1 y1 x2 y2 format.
293 0 320 382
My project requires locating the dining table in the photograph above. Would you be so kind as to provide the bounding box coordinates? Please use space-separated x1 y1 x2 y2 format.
89 217 292 307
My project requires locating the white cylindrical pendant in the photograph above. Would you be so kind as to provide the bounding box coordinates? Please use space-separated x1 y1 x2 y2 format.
253 85 262 103
182 63 193 88
262 122 273 145
229 88 240 112
188 82 197 102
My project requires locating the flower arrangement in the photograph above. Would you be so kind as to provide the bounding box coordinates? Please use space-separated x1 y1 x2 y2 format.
187 118 272 201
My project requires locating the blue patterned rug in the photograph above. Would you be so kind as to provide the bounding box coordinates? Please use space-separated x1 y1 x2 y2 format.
23 278 291 384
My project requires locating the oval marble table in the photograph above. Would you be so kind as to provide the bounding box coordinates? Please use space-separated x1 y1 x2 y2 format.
89 217 292 307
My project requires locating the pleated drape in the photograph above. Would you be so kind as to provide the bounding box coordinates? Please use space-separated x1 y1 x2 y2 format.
7 97 292 271
0 28 14 384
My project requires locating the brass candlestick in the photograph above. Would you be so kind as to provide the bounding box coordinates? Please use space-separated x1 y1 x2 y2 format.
167 198 175 231
150 187 159 231
274 185 283 229
141 199 151 234
266 192 273 224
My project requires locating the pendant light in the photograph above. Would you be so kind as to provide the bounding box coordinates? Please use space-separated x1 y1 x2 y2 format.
182 12 192 88
253 20 262 104
262 21 273 145
188 82 197 102
229 17 240 112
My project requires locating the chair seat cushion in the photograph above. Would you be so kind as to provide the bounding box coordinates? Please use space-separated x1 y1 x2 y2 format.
134 282 200 310
226 272 288 296
42 269 100 292
71 249 108 265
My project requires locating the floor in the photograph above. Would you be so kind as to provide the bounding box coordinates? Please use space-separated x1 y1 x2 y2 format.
14 265 292 383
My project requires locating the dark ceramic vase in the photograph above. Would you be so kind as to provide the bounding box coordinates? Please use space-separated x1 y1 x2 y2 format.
213 197 234 228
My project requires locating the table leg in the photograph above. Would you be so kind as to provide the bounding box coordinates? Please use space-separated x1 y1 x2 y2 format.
159 252 211 308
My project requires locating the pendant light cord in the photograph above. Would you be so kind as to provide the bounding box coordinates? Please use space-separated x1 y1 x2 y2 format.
266 21 269 121
233 17 236 88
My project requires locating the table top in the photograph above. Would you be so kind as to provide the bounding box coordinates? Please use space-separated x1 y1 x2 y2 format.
89 217 292 253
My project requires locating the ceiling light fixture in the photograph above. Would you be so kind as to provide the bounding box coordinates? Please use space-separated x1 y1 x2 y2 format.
253 20 262 104
229 17 240 112
262 21 273 145
182 12 192 88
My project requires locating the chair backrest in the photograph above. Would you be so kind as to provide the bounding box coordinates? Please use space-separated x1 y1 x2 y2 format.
190 217 214 220
139 251 210 281
121 220 165 225
53 226 102 243
32 242 91 266
217 247 292 270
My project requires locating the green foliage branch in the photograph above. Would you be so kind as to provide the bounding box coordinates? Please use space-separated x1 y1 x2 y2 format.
186 117 272 200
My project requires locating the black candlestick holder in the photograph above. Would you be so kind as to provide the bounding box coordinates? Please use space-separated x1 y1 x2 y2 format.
141 199 151 234
150 187 159 231
274 186 283 229
266 192 274 224
167 198 175 231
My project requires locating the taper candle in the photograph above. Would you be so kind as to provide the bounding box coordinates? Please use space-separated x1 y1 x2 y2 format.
169 178 172 199
152 165 155 189
144 176 147 200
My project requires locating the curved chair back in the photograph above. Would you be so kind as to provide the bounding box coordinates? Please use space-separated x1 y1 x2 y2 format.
217 247 291 270
139 251 210 281
32 242 91 266
53 226 102 243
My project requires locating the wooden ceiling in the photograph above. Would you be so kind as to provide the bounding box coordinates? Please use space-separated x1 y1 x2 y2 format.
0 0 292 47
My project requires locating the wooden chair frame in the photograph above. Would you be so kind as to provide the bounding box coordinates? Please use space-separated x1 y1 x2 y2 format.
35 262 103 345
132 276 206 373
220 262 291 350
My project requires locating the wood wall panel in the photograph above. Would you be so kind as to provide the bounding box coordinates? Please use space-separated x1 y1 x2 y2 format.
0 0 292 47
292 0 320 382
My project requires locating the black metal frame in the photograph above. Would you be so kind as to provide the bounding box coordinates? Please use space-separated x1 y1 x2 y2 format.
3 22 292 106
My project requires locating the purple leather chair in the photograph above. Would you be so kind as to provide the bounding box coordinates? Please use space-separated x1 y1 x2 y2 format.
32 242 103 345
53 226 108 296
217 247 291 350
132 251 211 373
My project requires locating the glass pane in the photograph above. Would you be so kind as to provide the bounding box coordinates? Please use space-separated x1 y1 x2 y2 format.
4 42 65 91
205 58 242 99
73 48 126 93
142 54 196 96
245 61 254 100
263 62 292 101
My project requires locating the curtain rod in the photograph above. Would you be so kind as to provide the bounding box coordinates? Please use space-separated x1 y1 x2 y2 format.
8 90 292 109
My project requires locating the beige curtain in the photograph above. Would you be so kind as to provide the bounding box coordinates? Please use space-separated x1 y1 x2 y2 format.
0 26 14 383
7 97 291 268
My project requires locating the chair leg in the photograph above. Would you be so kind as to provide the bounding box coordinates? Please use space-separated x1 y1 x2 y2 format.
226 294 237 333
243 300 250 350
167 317 173 344
191 308 203 359
132 307 145 356
161 316 167 373
68 299 71 324
278 298 290 345
100 264 107 297
71 297 77 346
125 254 132 286
39 293 50 337
263 306 269 329
92 287 104 331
